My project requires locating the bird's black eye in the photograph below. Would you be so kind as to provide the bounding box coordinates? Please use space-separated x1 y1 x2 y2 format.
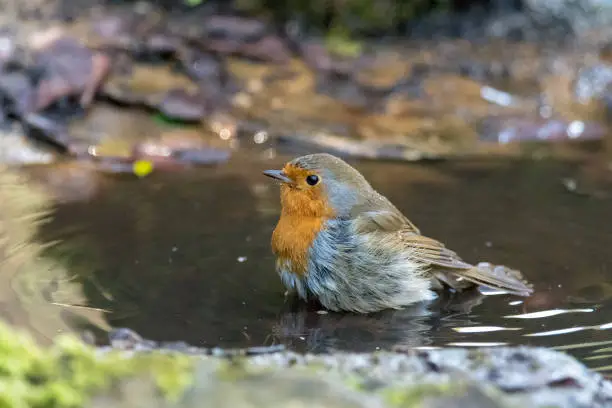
306 174 319 186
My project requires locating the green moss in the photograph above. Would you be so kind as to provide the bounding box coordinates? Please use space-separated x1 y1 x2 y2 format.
0 321 194 408
325 25 363 58
215 357 257 381
341 374 367 391
383 381 516 408
384 382 458 407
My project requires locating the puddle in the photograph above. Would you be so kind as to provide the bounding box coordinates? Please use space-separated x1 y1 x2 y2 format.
4 147 611 375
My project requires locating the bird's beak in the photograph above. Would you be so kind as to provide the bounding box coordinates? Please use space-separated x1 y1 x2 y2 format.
263 169 292 183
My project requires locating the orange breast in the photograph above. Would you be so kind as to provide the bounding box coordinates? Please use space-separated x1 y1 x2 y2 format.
271 176 335 276
271 213 325 276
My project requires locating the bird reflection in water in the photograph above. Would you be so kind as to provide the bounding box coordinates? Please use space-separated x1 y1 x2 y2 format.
270 288 486 353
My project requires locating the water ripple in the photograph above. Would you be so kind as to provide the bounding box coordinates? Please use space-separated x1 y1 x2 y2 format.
453 326 521 334
504 308 595 319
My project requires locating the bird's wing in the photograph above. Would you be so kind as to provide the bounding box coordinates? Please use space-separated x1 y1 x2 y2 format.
352 209 421 235
400 233 474 269
403 231 533 294
352 209 470 269
353 210 533 296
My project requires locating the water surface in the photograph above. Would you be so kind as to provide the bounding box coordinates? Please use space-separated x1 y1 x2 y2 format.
14 149 612 375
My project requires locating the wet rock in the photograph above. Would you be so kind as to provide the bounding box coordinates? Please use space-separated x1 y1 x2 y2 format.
0 123 54 165
104 328 284 356
179 48 226 85
182 361 384 408
309 52 403 110
82 52 112 106
88 14 170 62
99 326 612 408
22 112 74 151
0 71 37 117
299 41 365 77
102 61 200 108
201 15 268 43
0 28 17 70
199 37 242 55
91 13 132 41
158 341 198 354
300 42 336 73
179 49 233 108
238 35 292 64
197 34 293 64
89 13 137 50
109 327 157 350
140 33 182 59
315 76 369 109
157 89 207 121
31 33 111 111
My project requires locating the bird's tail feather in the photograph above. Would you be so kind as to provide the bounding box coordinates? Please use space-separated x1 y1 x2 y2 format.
448 262 534 296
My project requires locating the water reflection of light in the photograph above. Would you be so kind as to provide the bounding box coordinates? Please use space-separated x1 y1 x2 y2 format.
219 128 232 140
453 326 521 334
253 131 268 144
504 308 594 319
554 340 612 351
526 321 612 337
447 342 507 347
525 326 587 337
480 86 513 107
585 354 612 361
567 121 585 139
479 289 510 296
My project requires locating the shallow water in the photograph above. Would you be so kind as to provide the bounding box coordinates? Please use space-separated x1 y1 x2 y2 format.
13 148 612 375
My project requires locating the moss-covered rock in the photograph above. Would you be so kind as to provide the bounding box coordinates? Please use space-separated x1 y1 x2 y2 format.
383 381 512 408
0 301 611 408
0 320 510 408
0 320 193 408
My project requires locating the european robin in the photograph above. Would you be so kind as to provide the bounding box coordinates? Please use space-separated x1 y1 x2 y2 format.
263 153 534 313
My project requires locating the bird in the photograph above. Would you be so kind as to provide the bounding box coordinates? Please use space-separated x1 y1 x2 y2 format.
263 153 534 313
